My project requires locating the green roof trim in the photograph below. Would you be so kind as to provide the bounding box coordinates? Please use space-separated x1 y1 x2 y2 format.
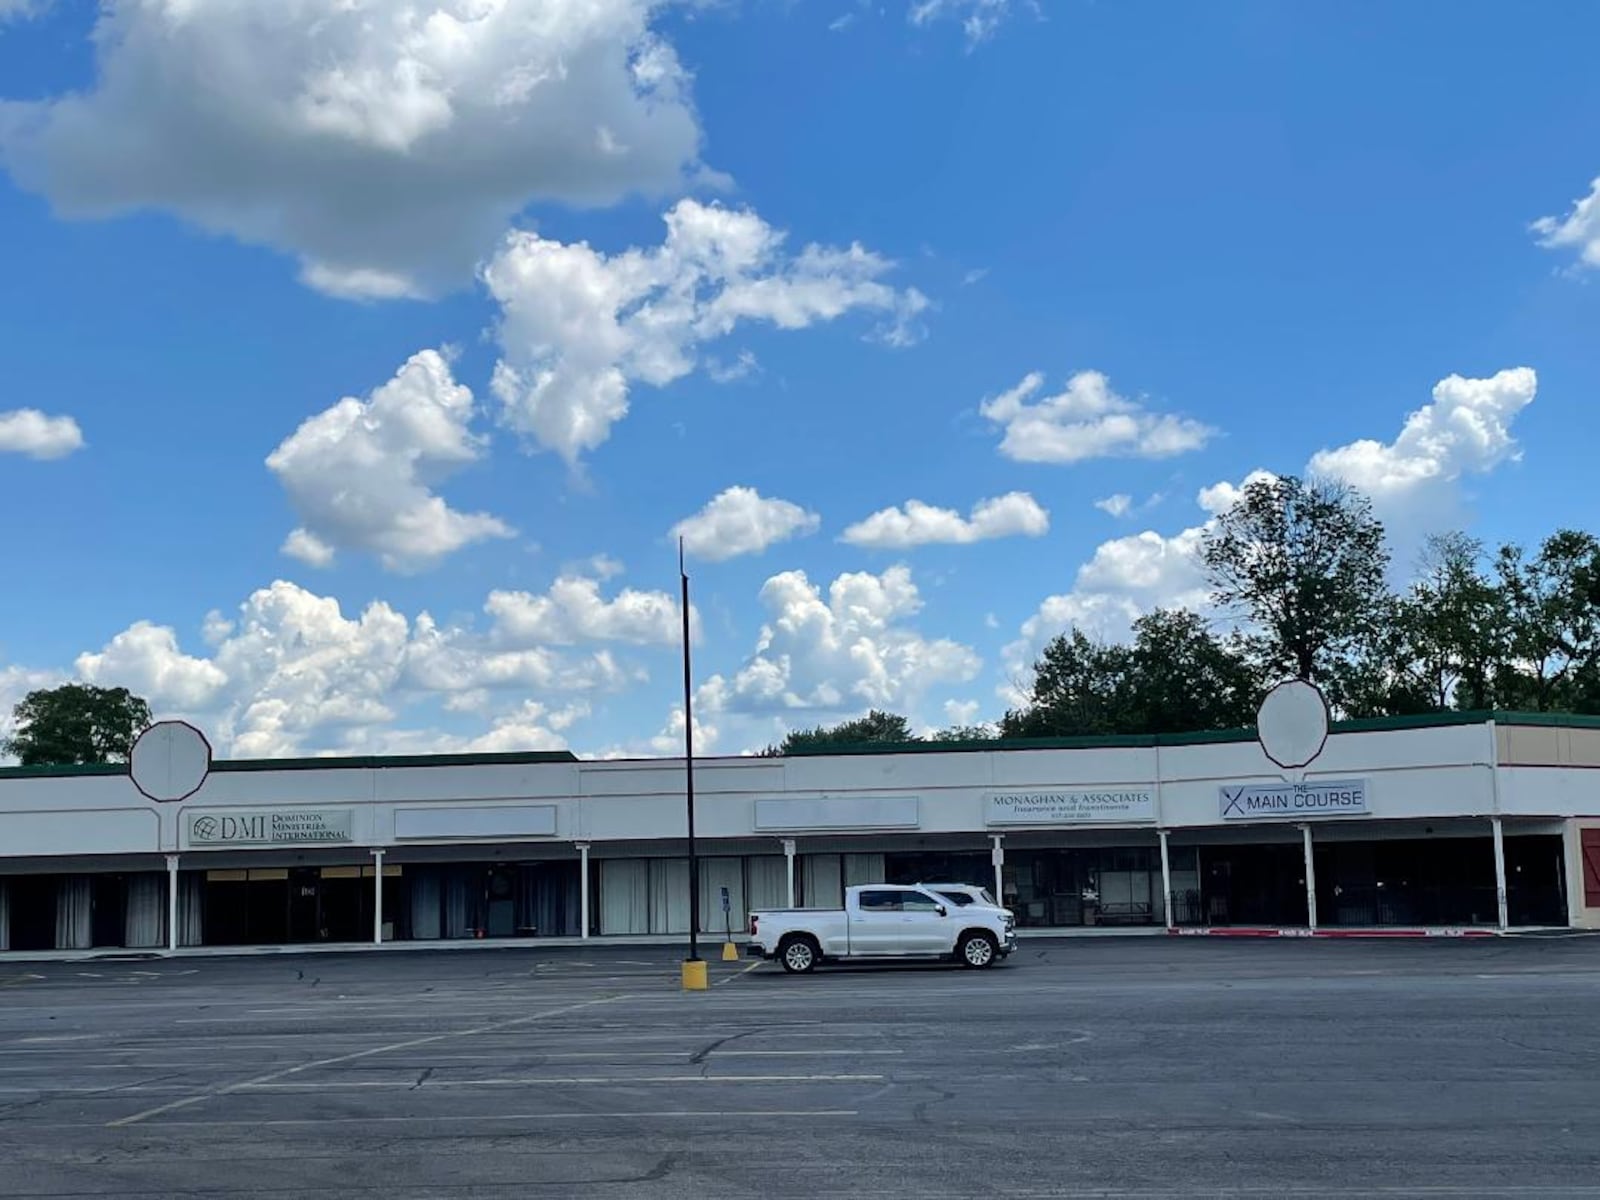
0 747 579 780
211 749 579 773
2 709 1598 779
779 709 1600 756
0 761 130 779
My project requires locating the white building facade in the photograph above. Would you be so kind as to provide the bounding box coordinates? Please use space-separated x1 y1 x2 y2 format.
2 712 1599 953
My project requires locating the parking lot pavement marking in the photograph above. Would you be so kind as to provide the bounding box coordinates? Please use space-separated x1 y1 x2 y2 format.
107 991 629 1129
714 961 764 985
711 1049 904 1057
238 1072 887 1090
127 1108 862 1129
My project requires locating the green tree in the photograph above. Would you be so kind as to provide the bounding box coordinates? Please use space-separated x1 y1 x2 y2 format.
1001 610 1260 737
1337 534 1510 716
925 724 1000 743
1201 474 1390 686
1494 530 1600 711
3 684 152 766
766 709 916 755
1001 629 1134 738
1122 609 1262 733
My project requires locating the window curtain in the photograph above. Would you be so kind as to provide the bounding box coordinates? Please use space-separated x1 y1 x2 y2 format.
599 860 649 934
124 874 166 949
649 859 690 934
0 881 9 951
698 858 745 936
746 856 788 914
179 873 205 946
443 867 472 939
843 853 886 888
523 864 578 938
55 876 92 950
802 854 843 907
409 866 442 940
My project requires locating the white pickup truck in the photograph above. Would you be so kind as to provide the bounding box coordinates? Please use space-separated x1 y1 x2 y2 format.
747 884 1016 973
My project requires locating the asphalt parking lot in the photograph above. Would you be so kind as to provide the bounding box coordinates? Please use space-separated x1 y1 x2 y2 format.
3 938 1600 1198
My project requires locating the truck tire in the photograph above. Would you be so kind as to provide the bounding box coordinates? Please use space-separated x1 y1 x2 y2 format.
778 934 819 974
957 930 998 969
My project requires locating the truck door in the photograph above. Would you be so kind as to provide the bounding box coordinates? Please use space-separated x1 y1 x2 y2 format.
851 889 907 954
898 889 954 952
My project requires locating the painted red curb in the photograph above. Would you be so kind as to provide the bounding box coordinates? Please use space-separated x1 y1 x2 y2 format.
1167 927 1499 939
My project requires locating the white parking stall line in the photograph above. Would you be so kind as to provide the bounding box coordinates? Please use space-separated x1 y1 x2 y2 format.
107 992 629 1128
238 1072 887 1090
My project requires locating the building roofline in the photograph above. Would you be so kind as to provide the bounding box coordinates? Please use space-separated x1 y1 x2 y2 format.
2 709 1597 780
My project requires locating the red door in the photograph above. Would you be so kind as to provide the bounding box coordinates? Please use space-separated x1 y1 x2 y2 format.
1582 829 1600 908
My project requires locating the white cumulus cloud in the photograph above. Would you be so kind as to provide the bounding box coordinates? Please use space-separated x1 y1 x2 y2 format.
672 486 821 562
698 564 980 716
484 198 927 461
0 409 84 459
484 575 684 647
1094 494 1132 518
1307 367 1537 518
1533 176 1600 271
840 491 1048 549
63 565 687 759
1003 368 1540 701
266 349 513 573
76 622 230 710
0 0 702 298
981 371 1214 465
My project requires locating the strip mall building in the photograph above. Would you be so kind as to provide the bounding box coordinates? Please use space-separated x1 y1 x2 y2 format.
2 711 1599 954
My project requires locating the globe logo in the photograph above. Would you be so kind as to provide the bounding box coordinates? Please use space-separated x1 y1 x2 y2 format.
192 816 220 841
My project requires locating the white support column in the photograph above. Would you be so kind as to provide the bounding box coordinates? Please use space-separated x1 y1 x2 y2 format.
782 839 797 908
1492 816 1509 931
371 849 385 945
1301 824 1318 931
1159 830 1174 931
577 843 591 939
990 834 1005 905
165 854 179 953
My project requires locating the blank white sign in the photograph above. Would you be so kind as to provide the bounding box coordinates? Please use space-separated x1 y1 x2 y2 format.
394 804 558 840
753 796 920 831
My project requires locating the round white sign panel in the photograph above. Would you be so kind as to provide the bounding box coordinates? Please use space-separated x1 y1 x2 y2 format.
1256 680 1330 770
129 720 213 803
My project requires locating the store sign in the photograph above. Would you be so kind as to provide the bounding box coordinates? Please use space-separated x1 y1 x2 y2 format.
1218 779 1368 821
187 809 354 847
984 788 1155 825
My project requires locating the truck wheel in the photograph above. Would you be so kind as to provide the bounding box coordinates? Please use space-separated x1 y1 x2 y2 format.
778 934 819 974
957 931 998 969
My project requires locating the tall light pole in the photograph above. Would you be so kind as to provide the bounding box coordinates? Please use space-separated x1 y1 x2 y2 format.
679 539 707 989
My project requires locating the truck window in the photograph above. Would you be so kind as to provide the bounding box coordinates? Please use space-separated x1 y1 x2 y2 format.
858 889 903 912
934 891 974 907
900 892 943 912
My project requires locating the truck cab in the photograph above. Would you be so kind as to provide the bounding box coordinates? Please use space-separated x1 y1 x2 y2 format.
747 883 1017 973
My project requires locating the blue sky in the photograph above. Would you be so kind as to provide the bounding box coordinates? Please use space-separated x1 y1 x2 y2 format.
1 0 1598 759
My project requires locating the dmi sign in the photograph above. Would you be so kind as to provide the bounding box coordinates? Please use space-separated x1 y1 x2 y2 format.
187 809 355 847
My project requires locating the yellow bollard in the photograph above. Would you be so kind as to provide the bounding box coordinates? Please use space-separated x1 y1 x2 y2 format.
721 940 739 961
680 959 709 991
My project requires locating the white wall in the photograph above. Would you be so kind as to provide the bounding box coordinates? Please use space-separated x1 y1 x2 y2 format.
2 721 1597 863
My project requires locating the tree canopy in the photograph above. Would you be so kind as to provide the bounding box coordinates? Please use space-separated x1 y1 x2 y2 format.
3 684 153 766
762 710 916 756
1001 609 1260 739
1200 474 1390 686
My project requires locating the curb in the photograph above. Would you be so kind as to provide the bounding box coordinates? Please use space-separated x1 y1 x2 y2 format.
1167 927 1500 939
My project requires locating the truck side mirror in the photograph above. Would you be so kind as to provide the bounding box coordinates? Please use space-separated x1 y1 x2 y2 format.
936 905 947 917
